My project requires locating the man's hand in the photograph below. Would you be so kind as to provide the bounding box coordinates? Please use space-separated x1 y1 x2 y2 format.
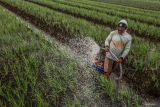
117 57 124 64
104 46 109 52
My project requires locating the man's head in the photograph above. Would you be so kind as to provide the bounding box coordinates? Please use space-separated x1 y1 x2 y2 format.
117 19 128 35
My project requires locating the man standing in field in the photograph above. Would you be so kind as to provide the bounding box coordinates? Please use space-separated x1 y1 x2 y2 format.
104 19 132 77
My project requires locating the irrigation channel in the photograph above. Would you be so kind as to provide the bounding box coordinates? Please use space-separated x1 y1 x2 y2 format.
1 1 160 107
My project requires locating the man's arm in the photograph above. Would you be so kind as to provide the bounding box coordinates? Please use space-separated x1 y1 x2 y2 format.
105 31 113 47
120 40 132 59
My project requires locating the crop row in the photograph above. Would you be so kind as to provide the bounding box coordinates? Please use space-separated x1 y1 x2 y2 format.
0 4 78 107
28 0 160 41
92 0 160 11
52 0 160 27
66 0 160 19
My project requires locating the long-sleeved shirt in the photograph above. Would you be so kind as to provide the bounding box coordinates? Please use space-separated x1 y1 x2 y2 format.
105 30 132 61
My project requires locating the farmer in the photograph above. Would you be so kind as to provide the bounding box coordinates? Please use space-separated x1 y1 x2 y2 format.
104 19 132 77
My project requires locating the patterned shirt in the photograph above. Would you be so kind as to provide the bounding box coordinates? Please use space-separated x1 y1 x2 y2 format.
105 30 132 61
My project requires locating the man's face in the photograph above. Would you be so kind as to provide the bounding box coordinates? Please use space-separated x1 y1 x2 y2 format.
117 23 126 35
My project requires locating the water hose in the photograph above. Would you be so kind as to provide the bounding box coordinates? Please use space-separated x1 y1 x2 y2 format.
109 50 123 80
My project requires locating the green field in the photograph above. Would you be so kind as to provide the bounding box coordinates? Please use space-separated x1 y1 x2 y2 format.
0 0 159 106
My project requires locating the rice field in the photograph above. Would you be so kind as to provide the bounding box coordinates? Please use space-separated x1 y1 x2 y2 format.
0 0 160 106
